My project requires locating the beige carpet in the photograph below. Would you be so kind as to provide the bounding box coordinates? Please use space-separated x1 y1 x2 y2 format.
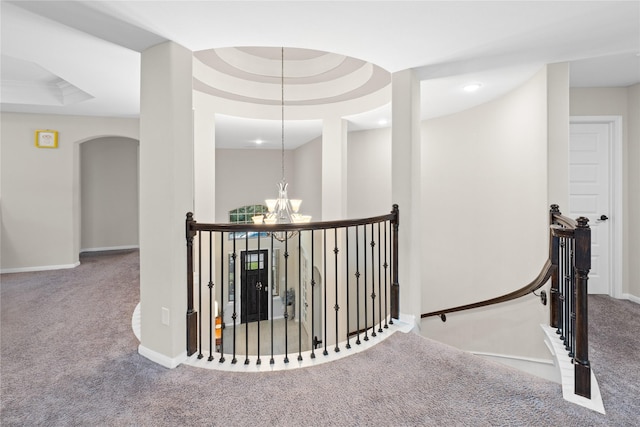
2 249 635 426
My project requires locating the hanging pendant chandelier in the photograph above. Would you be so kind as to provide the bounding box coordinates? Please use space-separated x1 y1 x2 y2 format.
252 47 311 240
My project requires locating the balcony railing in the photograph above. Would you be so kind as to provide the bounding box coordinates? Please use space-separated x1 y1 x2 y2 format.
186 205 399 365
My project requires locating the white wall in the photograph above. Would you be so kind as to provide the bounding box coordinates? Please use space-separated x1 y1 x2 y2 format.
214 149 296 222
570 84 640 299
420 68 551 360
347 128 392 218
293 137 322 221
80 137 139 251
0 113 138 272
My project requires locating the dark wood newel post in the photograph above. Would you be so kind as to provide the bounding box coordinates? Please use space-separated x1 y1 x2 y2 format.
574 216 591 398
390 204 400 321
186 212 198 356
549 204 560 329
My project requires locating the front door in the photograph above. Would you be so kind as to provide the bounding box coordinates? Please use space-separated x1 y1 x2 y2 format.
241 250 269 323
569 122 611 295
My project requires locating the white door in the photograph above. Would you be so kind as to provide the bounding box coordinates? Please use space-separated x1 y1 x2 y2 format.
569 123 610 294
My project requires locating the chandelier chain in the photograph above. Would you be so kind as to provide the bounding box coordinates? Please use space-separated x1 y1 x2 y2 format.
281 46 285 182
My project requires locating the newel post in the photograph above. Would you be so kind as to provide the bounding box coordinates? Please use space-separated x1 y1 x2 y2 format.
574 216 591 399
549 204 561 329
390 204 400 321
186 212 198 356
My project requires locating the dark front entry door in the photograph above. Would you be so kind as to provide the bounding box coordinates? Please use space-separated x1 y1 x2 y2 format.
241 249 269 323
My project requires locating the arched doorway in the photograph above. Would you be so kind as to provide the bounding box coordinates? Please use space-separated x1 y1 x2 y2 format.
80 137 139 253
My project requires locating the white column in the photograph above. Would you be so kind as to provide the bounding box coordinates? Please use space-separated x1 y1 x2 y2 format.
547 62 569 210
194 110 216 221
391 69 422 327
321 117 348 220
321 117 348 345
139 41 194 367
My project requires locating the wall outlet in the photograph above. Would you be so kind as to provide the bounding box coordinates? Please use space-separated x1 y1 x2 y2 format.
161 307 170 325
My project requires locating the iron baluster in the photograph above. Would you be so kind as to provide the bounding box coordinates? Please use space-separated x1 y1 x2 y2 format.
256 233 261 365
370 223 376 338
323 230 328 356
345 228 351 349
377 222 383 333
298 232 303 361
270 234 275 365
334 228 340 353
198 230 203 359
311 231 316 358
208 231 214 361
231 235 237 364
363 224 369 341
355 225 361 345
219 231 225 363
284 237 289 363
383 221 389 329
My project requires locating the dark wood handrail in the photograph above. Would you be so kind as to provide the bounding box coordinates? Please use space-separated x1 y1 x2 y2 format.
421 206 577 320
188 210 398 233
421 259 554 319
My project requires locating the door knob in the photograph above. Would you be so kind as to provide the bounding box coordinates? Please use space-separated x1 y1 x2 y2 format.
598 215 608 222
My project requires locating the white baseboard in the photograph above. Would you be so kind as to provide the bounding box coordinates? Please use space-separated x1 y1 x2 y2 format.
622 293 640 304
472 351 559 383
1 261 80 274
138 344 187 369
80 245 139 253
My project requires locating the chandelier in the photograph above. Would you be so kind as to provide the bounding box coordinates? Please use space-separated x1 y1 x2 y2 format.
252 47 311 240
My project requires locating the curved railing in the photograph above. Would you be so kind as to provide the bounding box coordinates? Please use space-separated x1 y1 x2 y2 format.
421 204 592 399
186 205 399 365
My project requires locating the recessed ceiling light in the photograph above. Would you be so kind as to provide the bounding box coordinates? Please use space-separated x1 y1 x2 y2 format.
255 139 264 145
463 83 482 92
378 119 388 126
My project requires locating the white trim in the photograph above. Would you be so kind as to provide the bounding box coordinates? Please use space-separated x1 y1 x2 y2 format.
138 344 187 369
0 261 80 274
622 293 640 304
570 116 623 299
541 324 605 414
471 351 558 383
80 245 139 253
184 319 413 372
398 312 417 331
131 302 141 342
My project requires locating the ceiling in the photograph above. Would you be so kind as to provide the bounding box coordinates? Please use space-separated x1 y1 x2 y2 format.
2 1 639 149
